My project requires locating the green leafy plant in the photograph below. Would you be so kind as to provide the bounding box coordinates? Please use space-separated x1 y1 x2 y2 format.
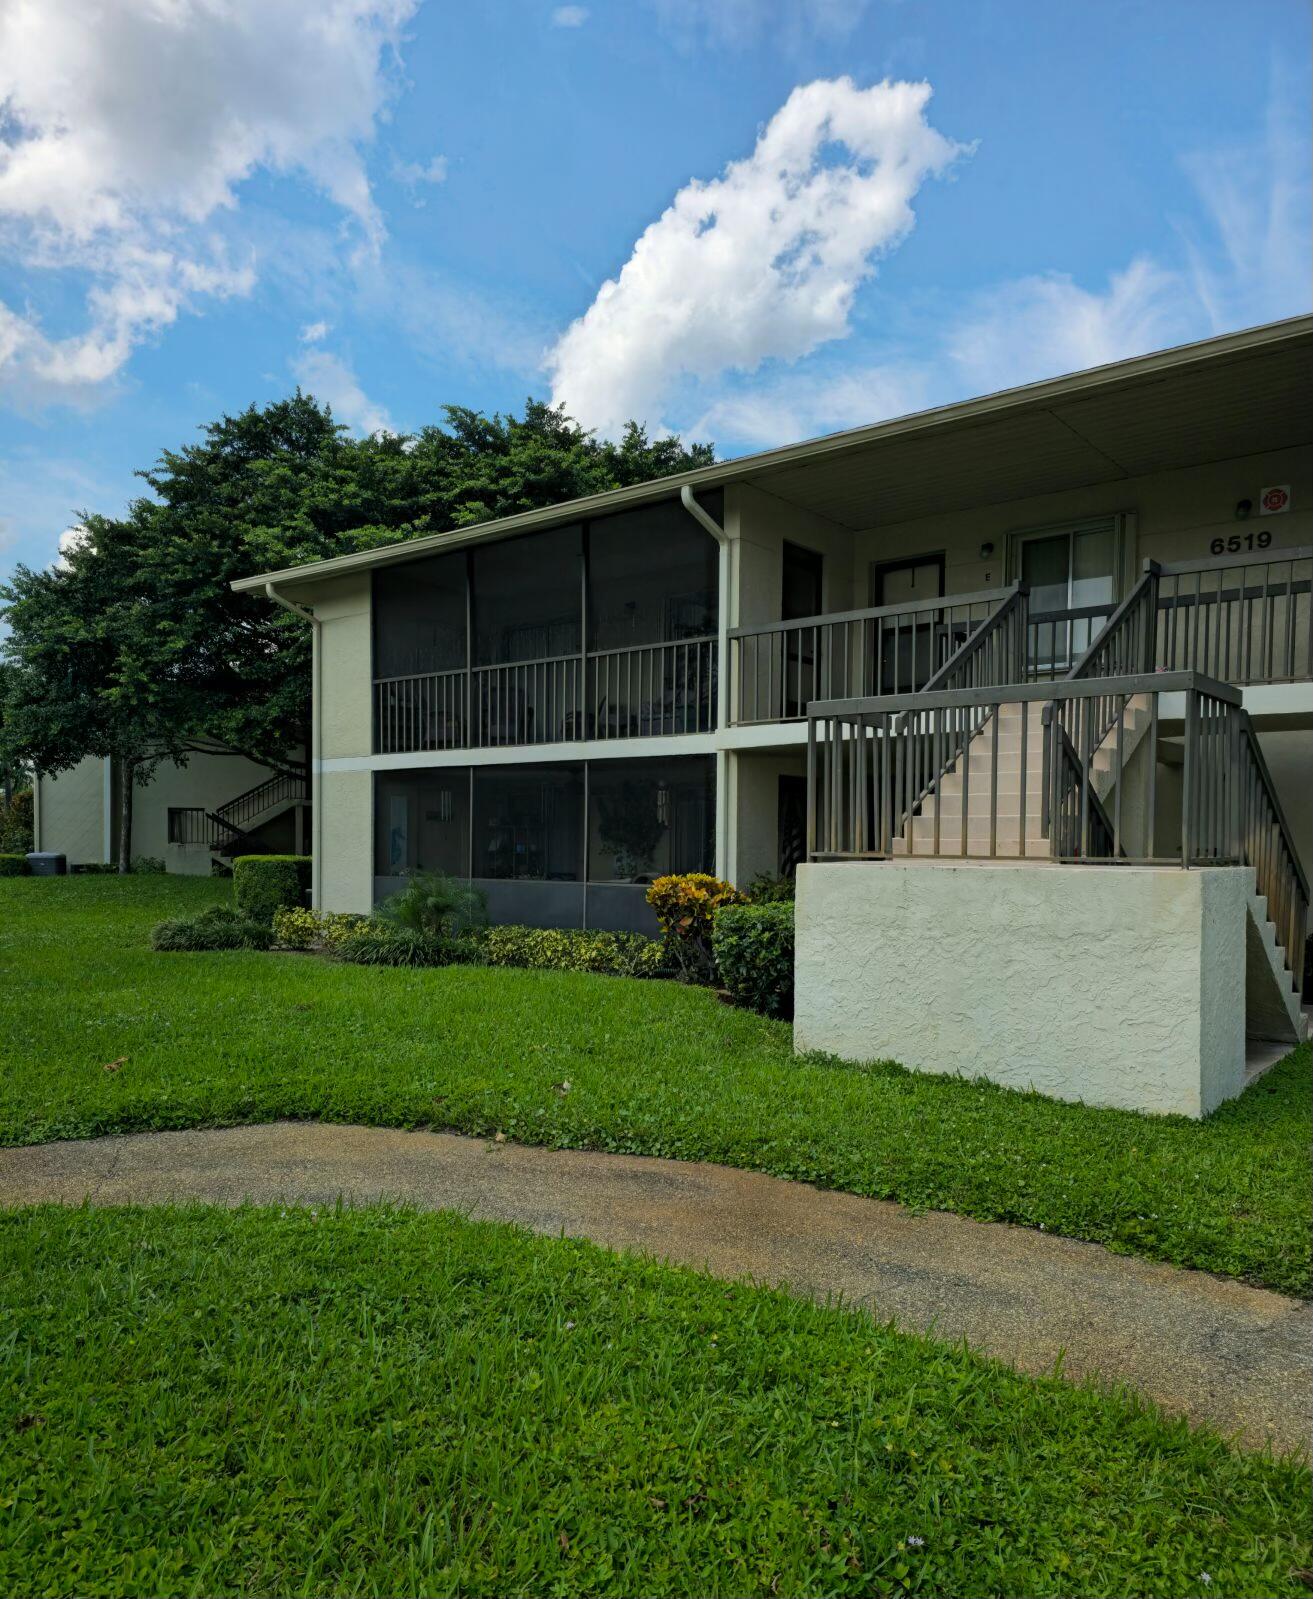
0 853 28 877
332 926 480 968
714 902 795 1018
130 855 167 875
233 855 311 925
646 872 746 984
150 904 273 952
478 924 668 979
745 871 795 904
272 906 367 950
376 870 487 941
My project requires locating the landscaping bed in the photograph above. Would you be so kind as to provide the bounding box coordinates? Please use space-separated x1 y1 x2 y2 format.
1 1203 1308 1598
1 875 1310 1296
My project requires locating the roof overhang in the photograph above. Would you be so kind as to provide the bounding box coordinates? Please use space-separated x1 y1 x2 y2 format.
233 314 1313 595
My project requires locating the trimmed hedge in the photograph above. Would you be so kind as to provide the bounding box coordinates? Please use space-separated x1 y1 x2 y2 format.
0 854 29 877
479 924 668 979
713 901 794 1018
332 927 480 968
151 905 274 952
233 855 311 926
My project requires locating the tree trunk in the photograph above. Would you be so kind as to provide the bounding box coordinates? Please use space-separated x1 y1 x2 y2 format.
117 758 135 874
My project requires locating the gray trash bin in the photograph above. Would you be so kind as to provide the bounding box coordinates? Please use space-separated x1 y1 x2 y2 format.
26 852 67 876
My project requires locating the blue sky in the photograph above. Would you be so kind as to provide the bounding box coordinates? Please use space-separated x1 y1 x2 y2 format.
1 0 1309 579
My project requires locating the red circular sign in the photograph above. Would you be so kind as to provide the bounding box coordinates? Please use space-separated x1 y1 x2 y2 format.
1260 486 1290 513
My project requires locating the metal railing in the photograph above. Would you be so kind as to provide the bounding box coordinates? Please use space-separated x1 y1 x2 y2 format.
169 807 230 849
1154 548 1311 685
212 770 306 831
806 669 1307 972
1026 603 1114 680
728 587 1014 725
373 638 716 753
587 636 715 738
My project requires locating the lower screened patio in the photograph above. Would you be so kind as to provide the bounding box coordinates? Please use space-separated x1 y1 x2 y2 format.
373 754 716 933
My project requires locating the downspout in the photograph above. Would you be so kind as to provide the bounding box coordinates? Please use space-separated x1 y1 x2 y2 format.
265 582 322 910
679 485 733 881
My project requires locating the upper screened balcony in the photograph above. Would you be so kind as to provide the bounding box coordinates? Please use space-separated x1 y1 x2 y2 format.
373 495 720 754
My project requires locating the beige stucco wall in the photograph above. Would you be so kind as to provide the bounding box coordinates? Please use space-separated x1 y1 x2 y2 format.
134 752 287 875
318 768 373 913
845 445 1310 602
725 481 855 629
35 757 108 865
726 748 806 886
794 861 1251 1118
308 573 373 762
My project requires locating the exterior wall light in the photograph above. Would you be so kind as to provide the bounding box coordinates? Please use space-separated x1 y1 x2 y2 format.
1235 499 1253 520
979 542 995 559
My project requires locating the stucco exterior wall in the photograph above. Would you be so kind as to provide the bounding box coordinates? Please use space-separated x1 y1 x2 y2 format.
35 757 108 865
846 445 1310 601
726 748 806 886
133 751 288 874
310 573 374 762
318 768 373 913
725 481 855 628
794 861 1250 1118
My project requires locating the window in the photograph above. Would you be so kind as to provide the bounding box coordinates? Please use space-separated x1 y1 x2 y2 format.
587 756 714 882
587 498 718 651
473 764 583 881
373 552 467 679
472 526 582 665
1012 517 1120 667
373 771 470 877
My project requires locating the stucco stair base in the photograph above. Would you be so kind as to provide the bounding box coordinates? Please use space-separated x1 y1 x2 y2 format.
1244 879 1309 1049
795 861 1254 1119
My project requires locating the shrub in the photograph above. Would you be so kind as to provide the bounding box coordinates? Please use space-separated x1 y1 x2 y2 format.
72 862 118 875
0 853 29 877
0 790 33 855
745 871 795 904
376 871 487 940
233 855 311 926
332 926 479 968
272 906 367 950
714 902 795 1018
478 924 668 979
151 905 274 952
646 873 746 984
130 855 166 875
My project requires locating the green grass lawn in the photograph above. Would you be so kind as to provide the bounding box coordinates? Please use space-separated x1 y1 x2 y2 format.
2 1203 1308 1599
1 875 1310 1296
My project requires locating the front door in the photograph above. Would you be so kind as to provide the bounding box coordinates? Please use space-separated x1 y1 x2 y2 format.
869 554 945 691
782 542 825 716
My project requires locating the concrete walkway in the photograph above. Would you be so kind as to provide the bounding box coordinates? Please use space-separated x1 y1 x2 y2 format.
2 1122 1308 1455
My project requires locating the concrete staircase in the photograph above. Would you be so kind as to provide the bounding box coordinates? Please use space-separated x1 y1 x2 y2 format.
893 703 1048 857
1245 879 1311 1050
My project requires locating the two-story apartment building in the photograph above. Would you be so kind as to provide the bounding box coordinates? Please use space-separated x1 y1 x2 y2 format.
233 317 1310 956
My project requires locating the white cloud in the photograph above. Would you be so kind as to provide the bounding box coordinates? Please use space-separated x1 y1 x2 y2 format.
551 6 590 26
392 154 450 186
0 0 417 407
300 320 332 345
292 347 394 436
54 524 91 571
548 77 965 437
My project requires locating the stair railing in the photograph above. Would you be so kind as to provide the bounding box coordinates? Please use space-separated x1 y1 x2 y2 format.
210 770 307 833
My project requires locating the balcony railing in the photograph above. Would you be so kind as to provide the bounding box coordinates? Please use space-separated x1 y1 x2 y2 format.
373 636 716 754
728 587 1016 725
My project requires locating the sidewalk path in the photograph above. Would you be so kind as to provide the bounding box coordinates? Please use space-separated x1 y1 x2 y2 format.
2 1121 1308 1454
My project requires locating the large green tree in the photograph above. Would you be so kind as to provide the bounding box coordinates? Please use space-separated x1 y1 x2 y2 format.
0 394 713 868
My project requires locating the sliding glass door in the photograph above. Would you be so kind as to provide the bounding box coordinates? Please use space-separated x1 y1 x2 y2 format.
1014 518 1118 672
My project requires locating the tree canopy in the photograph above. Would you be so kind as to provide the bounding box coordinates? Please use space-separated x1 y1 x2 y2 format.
0 396 715 827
